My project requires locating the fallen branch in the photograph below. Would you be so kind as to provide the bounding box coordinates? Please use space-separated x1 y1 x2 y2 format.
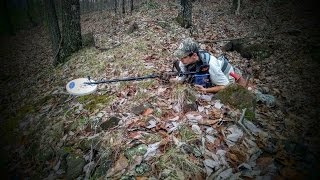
237 108 254 138
235 0 241 15
197 35 259 43
198 29 302 43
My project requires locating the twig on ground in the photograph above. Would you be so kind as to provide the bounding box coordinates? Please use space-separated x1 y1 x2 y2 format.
198 29 302 43
198 35 259 43
237 108 254 138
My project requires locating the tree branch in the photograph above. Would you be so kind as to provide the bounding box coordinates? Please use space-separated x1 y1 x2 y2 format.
197 29 302 43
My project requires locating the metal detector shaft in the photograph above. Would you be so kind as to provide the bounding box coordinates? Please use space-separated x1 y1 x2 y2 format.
84 74 159 85
84 71 200 85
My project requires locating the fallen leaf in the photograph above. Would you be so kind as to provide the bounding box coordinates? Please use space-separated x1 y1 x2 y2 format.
256 157 274 168
280 167 304 179
142 108 153 116
107 154 128 177
146 120 157 129
227 152 239 163
127 131 143 139
136 177 148 180
198 119 219 125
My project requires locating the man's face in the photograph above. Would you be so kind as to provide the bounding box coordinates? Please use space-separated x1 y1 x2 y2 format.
180 53 197 65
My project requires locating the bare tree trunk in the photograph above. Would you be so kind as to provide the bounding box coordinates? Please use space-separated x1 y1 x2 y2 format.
232 0 241 15
85 0 89 12
176 0 192 28
122 0 125 14
60 0 82 63
114 0 117 14
0 0 14 35
44 0 61 64
26 0 37 26
130 0 133 13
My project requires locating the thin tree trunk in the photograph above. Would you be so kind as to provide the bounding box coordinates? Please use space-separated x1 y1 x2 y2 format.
177 0 192 28
44 0 61 64
114 0 117 14
122 0 125 14
85 0 89 12
60 0 82 63
130 0 133 13
26 0 37 26
1 0 14 35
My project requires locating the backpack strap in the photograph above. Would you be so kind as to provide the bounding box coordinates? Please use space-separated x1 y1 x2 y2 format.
218 55 232 76
198 50 211 65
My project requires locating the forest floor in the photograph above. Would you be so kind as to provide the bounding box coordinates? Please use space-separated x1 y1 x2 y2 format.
1 0 319 179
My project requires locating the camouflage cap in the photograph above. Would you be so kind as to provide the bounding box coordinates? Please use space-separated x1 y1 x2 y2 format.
174 38 200 59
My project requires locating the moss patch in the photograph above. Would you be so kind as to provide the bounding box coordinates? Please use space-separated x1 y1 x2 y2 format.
77 94 115 112
216 84 256 120
247 43 273 60
178 125 198 143
154 146 203 178
0 103 37 145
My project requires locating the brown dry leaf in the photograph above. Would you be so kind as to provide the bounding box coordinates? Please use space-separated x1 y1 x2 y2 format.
155 121 168 132
127 131 143 139
107 154 128 177
227 152 239 163
256 157 274 168
126 118 140 129
205 141 217 152
210 108 222 119
158 129 169 138
136 177 148 180
142 108 153 116
280 167 304 179
198 119 219 125
229 146 248 162
159 136 170 146
128 155 143 171
275 151 295 167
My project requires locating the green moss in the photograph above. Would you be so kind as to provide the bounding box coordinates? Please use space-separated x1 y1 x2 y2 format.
136 79 156 89
175 15 184 26
179 125 198 142
155 146 202 177
78 116 89 128
246 44 273 60
143 133 162 144
141 0 160 9
0 103 37 145
216 84 256 120
132 91 146 103
35 95 55 106
63 146 73 154
19 104 36 115
216 85 253 108
244 109 256 120
172 84 187 97
153 108 162 118
77 94 115 112
134 42 147 51
157 21 170 29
